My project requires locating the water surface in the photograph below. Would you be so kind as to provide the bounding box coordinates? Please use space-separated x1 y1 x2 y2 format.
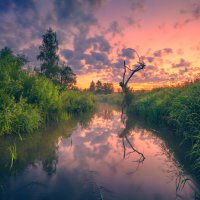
0 104 199 200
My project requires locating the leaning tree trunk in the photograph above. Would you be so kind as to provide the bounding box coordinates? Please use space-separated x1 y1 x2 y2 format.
119 50 146 162
119 49 145 162
119 53 145 121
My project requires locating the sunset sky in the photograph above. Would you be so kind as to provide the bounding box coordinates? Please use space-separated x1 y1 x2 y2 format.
0 0 200 90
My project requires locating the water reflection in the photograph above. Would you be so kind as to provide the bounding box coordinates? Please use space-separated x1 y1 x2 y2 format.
119 111 145 164
0 104 199 200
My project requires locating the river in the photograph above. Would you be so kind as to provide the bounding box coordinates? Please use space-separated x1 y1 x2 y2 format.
0 104 199 200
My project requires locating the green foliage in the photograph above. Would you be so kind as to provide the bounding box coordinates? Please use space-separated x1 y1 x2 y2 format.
0 47 27 101
102 82 114 94
96 93 123 105
8 144 17 169
128 82 200 175
61 91 96 114
89 80 96 92
0 48 41 135
89 80 114 94
23 76 62 122
37 28 77 90
0 94 41 135
37 28 60 79
0 47 95 136
60 65 76 89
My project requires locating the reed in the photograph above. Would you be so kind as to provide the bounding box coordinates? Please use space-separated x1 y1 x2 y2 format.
128 81 200 176
8 144 17 169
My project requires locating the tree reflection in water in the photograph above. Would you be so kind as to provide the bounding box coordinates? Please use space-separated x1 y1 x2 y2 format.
119 103 145 175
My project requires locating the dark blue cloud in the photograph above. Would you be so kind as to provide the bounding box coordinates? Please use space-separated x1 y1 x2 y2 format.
145 65 156 70
175 2 200 29
172 58 190 68
0 0 35 13
88 36 111 52
146 57 154 63
90 51 110 65
153 48 173 57
121 48 136 59
107 21 123 37
61 50 74 60
61 33 112 74
193 3 200 19
53 0 97 26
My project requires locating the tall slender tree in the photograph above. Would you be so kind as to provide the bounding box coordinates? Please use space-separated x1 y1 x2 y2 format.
37 28 59 79
96 80 102 93
89 81 96 92
60 65 76 89
103 83 114 94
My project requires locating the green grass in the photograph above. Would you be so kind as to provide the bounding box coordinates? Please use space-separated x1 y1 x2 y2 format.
95 93 123 105
0 76 96 136
8 144 17 169
128 81 200 175
61 91 96 114
0 48 96 136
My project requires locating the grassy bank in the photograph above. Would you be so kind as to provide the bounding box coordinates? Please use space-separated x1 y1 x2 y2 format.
0 49 95 136
0 112 94 186
95 93 123 105
128 81 200 175
96 82 200 176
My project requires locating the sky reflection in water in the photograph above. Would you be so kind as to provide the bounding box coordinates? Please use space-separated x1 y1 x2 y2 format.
0 104 199 200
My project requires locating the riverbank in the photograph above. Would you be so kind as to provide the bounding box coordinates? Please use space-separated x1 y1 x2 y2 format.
0 103 199 199
0 50 95 136
96 81 200 177
128 81 200 176
0 77 95 136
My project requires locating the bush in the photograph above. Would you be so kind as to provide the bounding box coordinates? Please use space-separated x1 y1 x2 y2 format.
61 91 95 114
0 49 96 135
96 93 123 105
0 95 41 135
23 76 62 122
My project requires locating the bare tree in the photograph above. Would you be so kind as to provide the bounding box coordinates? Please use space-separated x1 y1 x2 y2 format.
119 49 146 166
119 49 145 94
119 49 145 122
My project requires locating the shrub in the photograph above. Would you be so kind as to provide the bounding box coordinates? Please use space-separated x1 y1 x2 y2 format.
61 91 95 114
23 76 62 122
0 95 41 135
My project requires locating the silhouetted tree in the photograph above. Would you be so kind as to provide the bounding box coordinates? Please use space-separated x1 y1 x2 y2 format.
0 47 13 58
102 82 114 94
60 65 76 89
0 47 28 66
119 50 145 107
89 81 96 92
16 54 28 66
37 28 59 79
90 80 114 94
96 80 103 93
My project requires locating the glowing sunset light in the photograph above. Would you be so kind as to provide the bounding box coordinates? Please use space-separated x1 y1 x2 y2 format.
0 0 200 90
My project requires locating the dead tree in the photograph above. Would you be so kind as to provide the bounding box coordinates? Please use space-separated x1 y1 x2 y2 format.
119 50 145 93
119 50 145 122
119 49 146 164
119 114 145 163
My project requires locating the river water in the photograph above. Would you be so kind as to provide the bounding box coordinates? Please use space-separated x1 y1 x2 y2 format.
0 104 199 200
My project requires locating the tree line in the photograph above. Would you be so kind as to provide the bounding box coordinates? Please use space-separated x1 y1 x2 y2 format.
89 80 114 94
2 27 116 93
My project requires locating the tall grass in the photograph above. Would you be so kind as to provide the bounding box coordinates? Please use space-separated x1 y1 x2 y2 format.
61 91 95 114
96 93 123 105
8 144 17 169
128 81 200 175
0 49 96 136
